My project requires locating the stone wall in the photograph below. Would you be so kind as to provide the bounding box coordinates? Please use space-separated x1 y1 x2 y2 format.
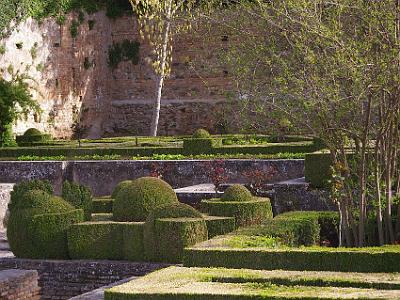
0 269 40 300
0 159 304 196
0 258 169 300
0 11 231 138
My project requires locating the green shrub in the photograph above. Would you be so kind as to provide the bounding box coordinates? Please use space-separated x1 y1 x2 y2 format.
275 211 339 246
113 177 178 222
93 197 114 213
23 128 42 136
8 206 83 259
31 209 84 258
204 215 236 238
144 203 203 262
153 218 208 263
62 181 93 221
183 138 214 155
9 179 53 211
111 180 132 199
305 152 332 188
184 246 400 273
67 222 144 261
192 129 211 139
16 128 51 146
221 184 252 202
201 198 272 227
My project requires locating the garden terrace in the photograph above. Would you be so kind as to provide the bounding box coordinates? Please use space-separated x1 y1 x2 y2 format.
104 266 400 299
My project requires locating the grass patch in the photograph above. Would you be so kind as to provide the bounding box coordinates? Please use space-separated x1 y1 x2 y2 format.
105 266 400 299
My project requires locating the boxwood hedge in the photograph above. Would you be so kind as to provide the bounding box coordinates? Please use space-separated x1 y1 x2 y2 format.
67 222 145 261
183 246 400 273
201 198 273 227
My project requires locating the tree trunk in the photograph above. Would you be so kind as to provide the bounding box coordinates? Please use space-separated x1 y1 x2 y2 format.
150 0 173 137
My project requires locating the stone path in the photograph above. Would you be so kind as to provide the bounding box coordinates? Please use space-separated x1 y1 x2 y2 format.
69 276 139 300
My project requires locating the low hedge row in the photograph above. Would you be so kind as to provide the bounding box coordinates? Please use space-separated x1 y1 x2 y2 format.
151 218 208 263
0 142 318 158
183 246 400 273
201 198 273 227
67 222 145 261
204 215 236 238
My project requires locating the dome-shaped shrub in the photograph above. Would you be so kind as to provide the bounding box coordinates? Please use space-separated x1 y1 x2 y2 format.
9 180 53 211
221 184 253 202
7 189 82 259
193 129 211 139
144 203 206 262
111 180 132 199
23 128 42 136
113 177 178 221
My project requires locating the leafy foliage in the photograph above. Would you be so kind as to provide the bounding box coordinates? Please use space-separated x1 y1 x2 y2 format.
108 39 140 69
62 181 93 220
0 76 39 147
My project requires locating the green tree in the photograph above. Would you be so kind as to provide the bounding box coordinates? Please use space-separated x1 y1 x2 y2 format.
0 75 40 146
203 0 400 246
129 0 199 136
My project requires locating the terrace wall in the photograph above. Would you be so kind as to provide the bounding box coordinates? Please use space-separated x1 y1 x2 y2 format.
0 159 304 196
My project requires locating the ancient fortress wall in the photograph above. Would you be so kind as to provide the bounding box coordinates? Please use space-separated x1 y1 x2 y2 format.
0 11 231 138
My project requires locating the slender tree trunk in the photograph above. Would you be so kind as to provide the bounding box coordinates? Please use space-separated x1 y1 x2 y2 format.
375 141 385 246
150 0 173 137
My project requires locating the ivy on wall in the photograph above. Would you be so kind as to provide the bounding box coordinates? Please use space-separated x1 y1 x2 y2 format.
0 0 133 38
108 39 140 69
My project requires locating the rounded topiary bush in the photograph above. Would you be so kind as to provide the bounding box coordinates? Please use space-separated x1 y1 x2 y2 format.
111 180 132 199
221 184 253 202
193 129 211 139
7 189 82 259
16 128 51 146
144 203 207 262
23 128 42 136
9 180 53 211
113 177 178 222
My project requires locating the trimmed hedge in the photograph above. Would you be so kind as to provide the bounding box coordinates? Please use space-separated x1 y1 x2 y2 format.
62 181 93 220
9 180 53 211
204 215 236 238
113 177 178 222
143 203 204 262
152 218 208 263
67 222 145 261
31 209 84 259
221 184 252 202
8 208 84 259
183 246 400 273
201 198 273 227
275 211 339 246
111 180 132 199
93 197 114 213
192 129 211 139
0 141 317 158
183 138 215 155
305 152 332 188
16 128 51 147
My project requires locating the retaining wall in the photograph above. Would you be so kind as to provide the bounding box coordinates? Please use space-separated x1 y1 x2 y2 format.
0 258 169 300
0 269 40 300
0 160 304 196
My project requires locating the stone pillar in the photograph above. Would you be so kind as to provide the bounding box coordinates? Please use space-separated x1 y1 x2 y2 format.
0 184 14 229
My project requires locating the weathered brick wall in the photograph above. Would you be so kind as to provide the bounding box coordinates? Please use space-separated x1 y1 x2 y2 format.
0 11 231 138
0 258 169 300
0 159 304 196
0 269 40 300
